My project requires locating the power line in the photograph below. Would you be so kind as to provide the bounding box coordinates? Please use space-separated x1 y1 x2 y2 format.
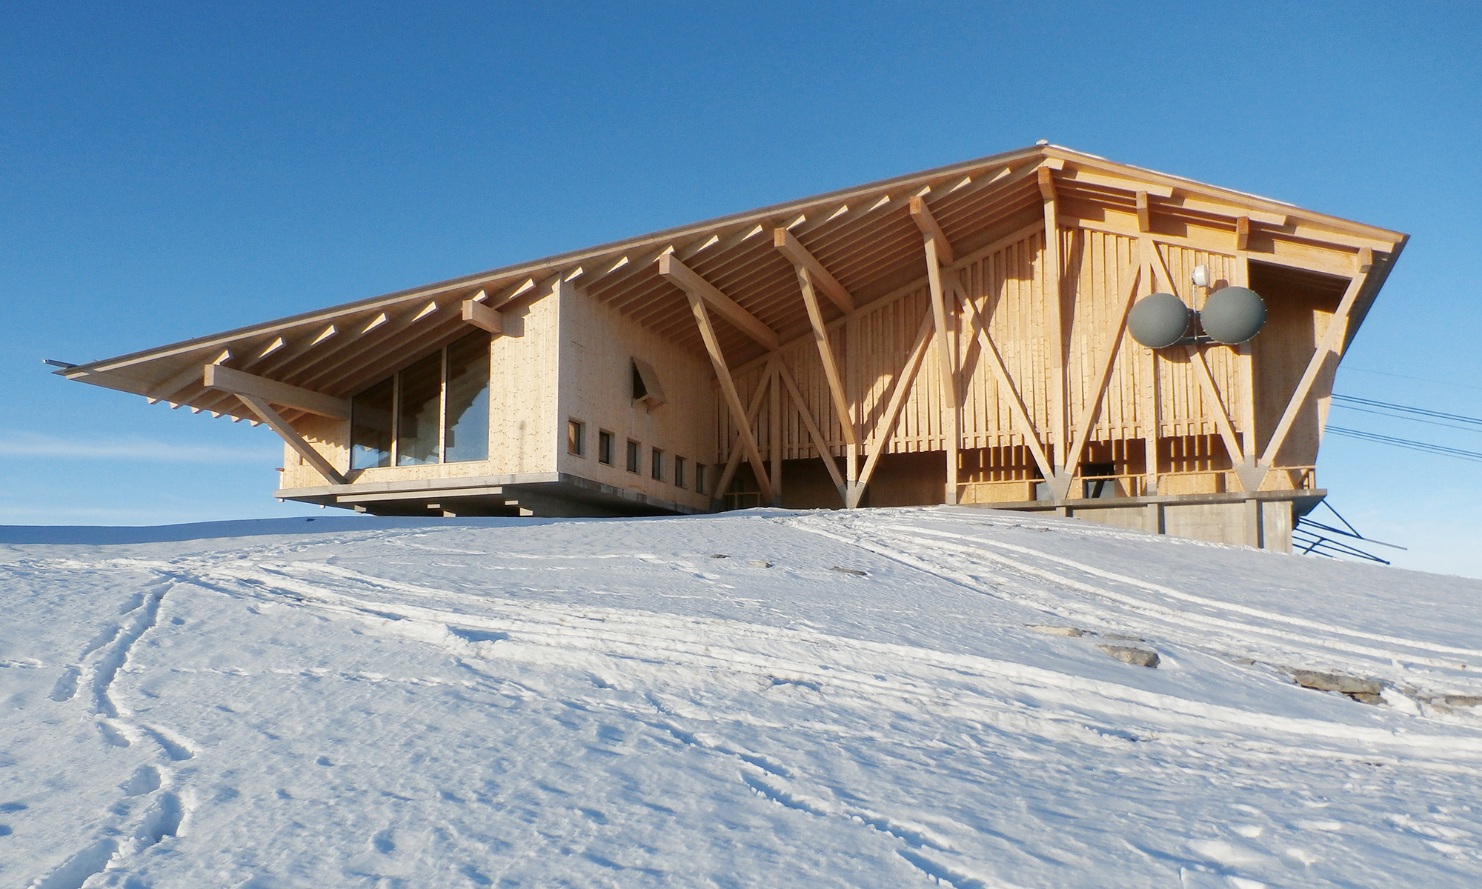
1331 394 1482 428
1342 366 1482 393
1327 426 1482 462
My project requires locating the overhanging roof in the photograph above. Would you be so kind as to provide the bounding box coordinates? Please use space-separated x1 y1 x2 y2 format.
60 144 1408 425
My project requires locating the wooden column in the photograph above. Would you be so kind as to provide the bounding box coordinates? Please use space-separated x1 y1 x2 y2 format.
769 360 782 506
912 196 960 505
1040 167 1069 482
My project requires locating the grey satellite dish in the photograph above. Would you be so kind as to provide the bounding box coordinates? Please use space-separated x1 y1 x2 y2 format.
1128 292 1192 348
1199 286 1266 345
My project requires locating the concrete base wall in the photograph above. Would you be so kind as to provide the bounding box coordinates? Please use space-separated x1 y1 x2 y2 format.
1070 499 1295 552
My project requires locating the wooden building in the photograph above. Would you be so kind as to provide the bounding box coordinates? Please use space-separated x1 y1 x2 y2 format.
60 144 1405 550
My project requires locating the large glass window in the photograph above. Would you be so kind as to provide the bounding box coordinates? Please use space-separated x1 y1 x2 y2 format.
444 333 490 463
350 377 394 470
349 333 490 470
396 352 443 466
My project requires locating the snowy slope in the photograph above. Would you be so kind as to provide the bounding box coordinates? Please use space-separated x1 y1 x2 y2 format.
2 507 1481 888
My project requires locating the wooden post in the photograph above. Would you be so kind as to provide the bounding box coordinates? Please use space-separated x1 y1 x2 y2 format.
1040 167 1068 487
924 238 960 504
769 358 782 506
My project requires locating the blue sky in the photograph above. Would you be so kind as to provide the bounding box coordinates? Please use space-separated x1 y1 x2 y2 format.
3 2 1479 575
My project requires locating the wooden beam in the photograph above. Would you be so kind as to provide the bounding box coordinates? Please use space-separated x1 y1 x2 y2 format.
924 236 960 504
855 306 935 504
1356 246 1374 273
795 267 858 447
245 324 339 378
769 361 782 505
1258 271 1368 468
952 278 1056 483
774 228 854 313
148 350 231 403
1042 170 1068 464
688 295 774 503
204 364 349 420
1235 216 1250 252
1136 191 1151 233
1185 344 1249 474
909 196 955 265
1037 165 1057 202
461 299 505 335
660 253 779 351
1063 170 1174 199
776 359 847 498
236 394 347 486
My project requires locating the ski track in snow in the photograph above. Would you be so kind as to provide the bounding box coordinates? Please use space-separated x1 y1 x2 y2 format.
4 508 1482 886
24 572 196 889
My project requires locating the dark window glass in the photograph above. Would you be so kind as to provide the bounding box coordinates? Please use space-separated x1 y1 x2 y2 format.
568 420 585 456
598 430 614 465
350 377 394 470
695 464 707 496
396 352 443 466
651 448 664 481
443 333 490 463
674 456 686 489
626 440 641 473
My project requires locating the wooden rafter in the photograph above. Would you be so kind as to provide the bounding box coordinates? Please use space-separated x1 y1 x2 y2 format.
688 295 775 503
1235 217 1251 251
245 324 339 378
148 349 231 403
235 394 347 486
659 253 779 351
774 228 854 313
1136 191 1151 233
1063 169 1173 199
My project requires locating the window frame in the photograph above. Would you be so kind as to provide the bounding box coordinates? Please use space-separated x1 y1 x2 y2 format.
567 419 586 457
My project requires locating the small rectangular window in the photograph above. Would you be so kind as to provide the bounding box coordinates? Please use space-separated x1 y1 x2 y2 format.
567 419 585 457
695 464 707 496
674 456 686 489
626 439 641 474
598 430 614 465
651 448 664 481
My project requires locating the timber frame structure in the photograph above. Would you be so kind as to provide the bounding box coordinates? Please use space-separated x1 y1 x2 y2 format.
60 144 1406 550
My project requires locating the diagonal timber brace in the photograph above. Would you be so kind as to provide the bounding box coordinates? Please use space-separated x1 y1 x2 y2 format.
235 394 348 486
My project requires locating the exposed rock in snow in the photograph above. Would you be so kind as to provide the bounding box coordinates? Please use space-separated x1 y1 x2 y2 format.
1097 644 1162 668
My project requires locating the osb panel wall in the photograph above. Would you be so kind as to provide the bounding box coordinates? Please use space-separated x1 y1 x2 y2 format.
558 282 716 509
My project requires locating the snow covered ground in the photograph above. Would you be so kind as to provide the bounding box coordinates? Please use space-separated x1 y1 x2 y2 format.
2 506 1481 888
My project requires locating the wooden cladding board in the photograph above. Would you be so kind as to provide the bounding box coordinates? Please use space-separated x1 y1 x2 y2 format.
719 228 1293 466
557 281 717 510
